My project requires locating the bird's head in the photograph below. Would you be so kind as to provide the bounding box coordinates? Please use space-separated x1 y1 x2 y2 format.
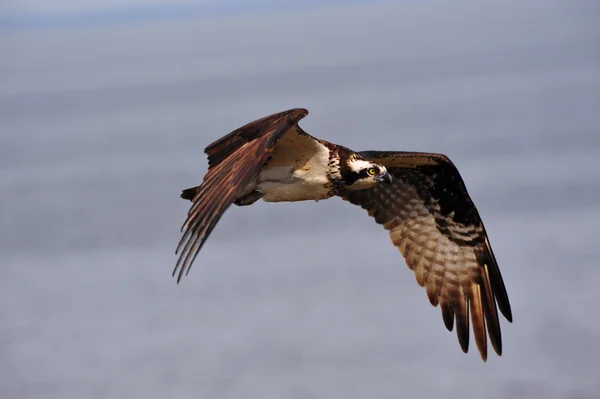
342 156 393 190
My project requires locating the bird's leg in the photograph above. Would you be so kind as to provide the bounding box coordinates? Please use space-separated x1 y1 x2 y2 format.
234 190 263 206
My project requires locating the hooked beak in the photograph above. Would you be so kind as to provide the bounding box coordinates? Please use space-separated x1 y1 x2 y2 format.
377 172 393 185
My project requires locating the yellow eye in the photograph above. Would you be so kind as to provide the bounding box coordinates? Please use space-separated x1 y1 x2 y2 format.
367 167 376 176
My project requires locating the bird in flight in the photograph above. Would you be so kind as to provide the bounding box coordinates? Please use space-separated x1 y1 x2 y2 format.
174 108 512 361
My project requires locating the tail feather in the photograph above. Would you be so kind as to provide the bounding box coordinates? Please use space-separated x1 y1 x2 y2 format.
180 186 200 201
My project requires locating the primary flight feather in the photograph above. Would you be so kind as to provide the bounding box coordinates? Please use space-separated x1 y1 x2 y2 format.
174 108 513 361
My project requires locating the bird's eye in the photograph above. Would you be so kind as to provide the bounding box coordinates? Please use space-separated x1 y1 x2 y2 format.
367 167 376 176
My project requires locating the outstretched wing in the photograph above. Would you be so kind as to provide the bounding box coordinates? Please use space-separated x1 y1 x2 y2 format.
341 151 512 361
174 108 309 282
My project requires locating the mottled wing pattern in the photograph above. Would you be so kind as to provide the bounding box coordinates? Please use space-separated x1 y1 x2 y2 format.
342 151 512 361
174 108 309 282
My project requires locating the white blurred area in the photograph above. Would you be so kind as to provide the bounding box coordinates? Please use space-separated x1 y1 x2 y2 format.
1 0 207 14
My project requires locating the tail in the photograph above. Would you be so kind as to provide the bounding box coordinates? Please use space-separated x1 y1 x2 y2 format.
180 186 200 201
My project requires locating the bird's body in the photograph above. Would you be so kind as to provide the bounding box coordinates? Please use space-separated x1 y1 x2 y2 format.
246 128 337 203
175 108 513 361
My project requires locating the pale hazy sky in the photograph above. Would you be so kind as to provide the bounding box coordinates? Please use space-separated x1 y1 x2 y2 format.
0 0 362 30
4 0 211 14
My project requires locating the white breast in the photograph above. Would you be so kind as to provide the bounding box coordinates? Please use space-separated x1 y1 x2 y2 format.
256 130 334 202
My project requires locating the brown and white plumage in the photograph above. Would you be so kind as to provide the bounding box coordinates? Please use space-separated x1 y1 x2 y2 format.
174 108 512 361
342 151 512 361
175 108 312 281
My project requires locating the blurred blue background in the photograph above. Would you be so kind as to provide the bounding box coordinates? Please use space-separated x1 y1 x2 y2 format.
1 0 599 398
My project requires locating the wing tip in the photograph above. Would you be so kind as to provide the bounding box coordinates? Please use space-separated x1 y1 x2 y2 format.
482 236 513 324
441 302 454 331
496 292 513 323
458 334 469 354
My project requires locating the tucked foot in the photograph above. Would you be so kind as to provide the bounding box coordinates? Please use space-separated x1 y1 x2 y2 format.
234 190 263 206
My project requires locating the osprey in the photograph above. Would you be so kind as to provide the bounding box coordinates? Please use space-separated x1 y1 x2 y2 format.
174 108 512 361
